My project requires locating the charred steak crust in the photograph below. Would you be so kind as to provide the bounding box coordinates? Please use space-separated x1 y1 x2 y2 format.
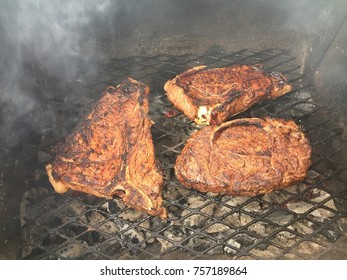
46 78 167 218
175 118 311 196
164 65 293 125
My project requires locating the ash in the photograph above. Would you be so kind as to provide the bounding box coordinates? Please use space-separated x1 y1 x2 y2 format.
19 50 347 260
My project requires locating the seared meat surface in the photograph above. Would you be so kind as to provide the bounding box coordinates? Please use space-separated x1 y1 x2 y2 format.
175 118 311 196
46 78 167 218
164 65 292 125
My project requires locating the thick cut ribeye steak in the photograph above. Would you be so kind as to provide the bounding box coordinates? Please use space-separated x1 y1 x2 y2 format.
175 117 311 196
164 65 292 125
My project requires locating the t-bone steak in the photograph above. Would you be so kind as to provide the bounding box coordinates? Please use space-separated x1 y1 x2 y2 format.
46 78 167 218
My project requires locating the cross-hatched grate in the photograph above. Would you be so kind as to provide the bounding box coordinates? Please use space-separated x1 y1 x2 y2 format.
19 49 347 260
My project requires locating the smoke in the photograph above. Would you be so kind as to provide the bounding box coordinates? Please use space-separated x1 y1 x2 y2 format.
0 0 115 150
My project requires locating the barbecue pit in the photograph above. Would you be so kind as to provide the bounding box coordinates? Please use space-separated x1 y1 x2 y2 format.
0 0 347 260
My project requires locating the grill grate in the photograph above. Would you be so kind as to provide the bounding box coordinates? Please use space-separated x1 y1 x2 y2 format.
19 49 347 260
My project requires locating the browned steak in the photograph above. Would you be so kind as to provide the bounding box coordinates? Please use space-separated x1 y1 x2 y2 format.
164 65 292 125
175 118 311 196
46 78 167 218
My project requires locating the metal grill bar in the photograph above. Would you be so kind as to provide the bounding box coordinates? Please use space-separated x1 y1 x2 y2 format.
19 49 347 260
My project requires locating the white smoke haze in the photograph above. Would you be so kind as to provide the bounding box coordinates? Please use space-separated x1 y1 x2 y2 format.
1 0 114 83
0 0 115 149
0 0 345 150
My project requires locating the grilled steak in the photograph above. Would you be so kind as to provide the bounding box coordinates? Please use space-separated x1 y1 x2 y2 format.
164 65 292 125
175 118 311 196
46 78 167 218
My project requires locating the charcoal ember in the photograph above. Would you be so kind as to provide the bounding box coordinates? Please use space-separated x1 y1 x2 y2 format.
307 170 320 179
176 126 199 143
242 201 264 213
250 243 283 259
309 206 337 222
204 222 231 234
247 222 267 236
22 224 47 243
262 191 292 204
184 235 215 253
186 194 208 208
162 167 173 183
223 213 253 227
181 195 214 227
176 114 190 123
292 241 326 258
288 220 315 235
100 199 126 214
284 183 309 194
223 246 238 256
118 208 146 222
79 210 107 226
286 200 314 214
98 239 124 256
166 204 185 220
317 228 342 242
163 184 190 201
308 188 331 203
275 230 297 240
294 101 316 113
140 218 168 243
234 233 257 249
182 213 208 228
138 218 151 230
162 224 192 242
77 230 107 246
56 242 86 259
205 224 235 242
20 187 51 224
223 196 250 207
98 220 121 235
323 198 338 211
121 227 146 249
205 245 225 256
337 217 347 232
264 209 294 226
57 221 87 239
201 203 217 216
21 245 45 259
148 216 168 232
61 201 87 217
224 238 241 255
145 236 156 244
156 237 174 252
41 194 67 212
292 89 313 100
161 119 176 130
